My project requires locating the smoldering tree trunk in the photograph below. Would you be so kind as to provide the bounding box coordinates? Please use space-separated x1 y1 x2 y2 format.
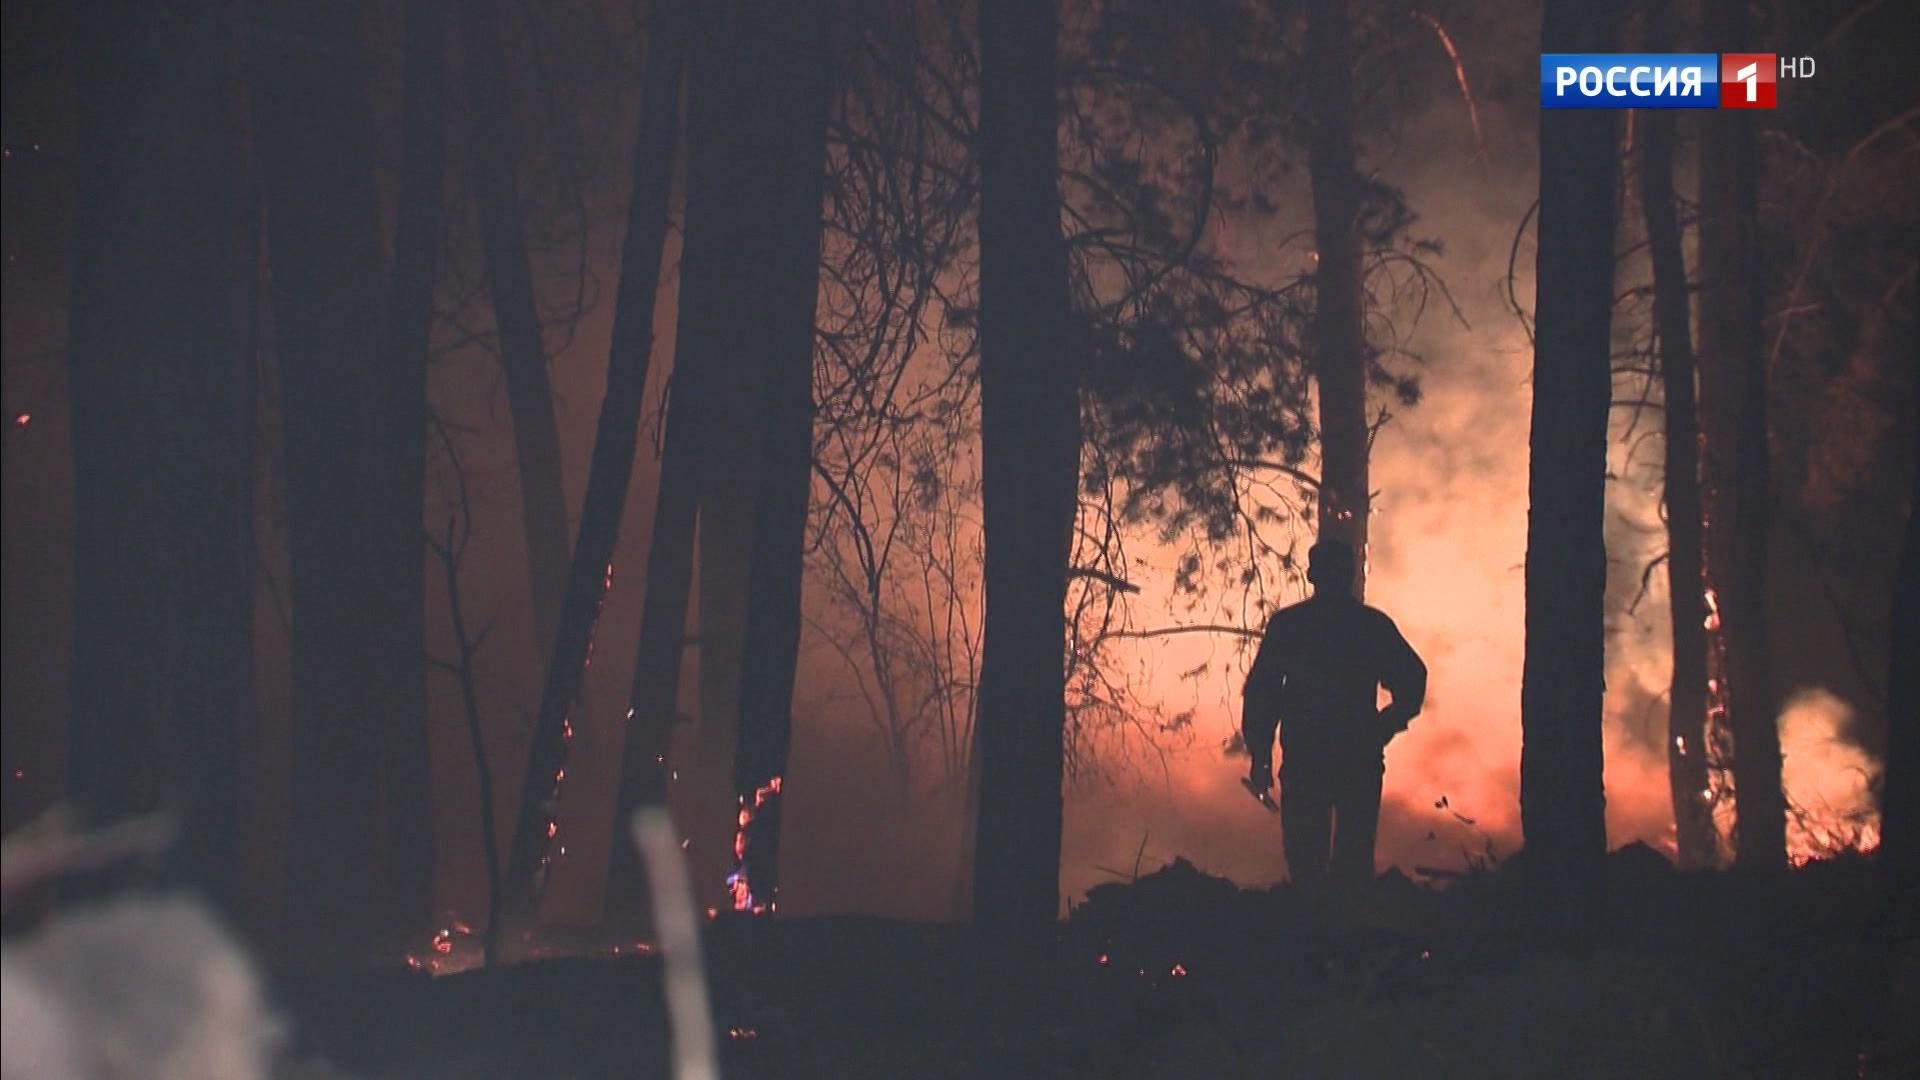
723 0 832 915
1640 106 1716 869
369 0 451 936
1306 0 1369 588
252 0 404 944
1519 0 1615 894
972 0 1081 945
1697 0 1785 870
604 0 748 924
68 0 248 900
603 386 704 926
496 2 685 935
1882 282 1919 891
457 0 570 658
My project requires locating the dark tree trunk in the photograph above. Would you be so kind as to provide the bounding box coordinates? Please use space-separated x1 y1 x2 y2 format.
603 1 738 926
252 0 399 945
972 0 1081 946
496 1 686 936
369 0 451 938
697 423 760 750
1519 0 1615 895
723 0 832 916
1306 0 1369 588
1640 105 1717 869
68 0 248 900
603 375 705 926
1698 0 1785 870
1882 286 1919 891
457 0 570 658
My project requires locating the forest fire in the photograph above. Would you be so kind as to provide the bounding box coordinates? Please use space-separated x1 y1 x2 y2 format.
1 0 1913 1074
727 776 784 914
402 920 479 976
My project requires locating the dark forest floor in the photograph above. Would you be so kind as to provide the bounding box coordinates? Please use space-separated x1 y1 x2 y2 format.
273 850 1919 1079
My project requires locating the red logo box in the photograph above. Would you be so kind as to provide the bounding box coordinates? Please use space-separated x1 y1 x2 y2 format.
1720 53 1777 109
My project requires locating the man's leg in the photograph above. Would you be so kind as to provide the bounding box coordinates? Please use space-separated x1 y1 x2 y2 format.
1281 764 1332 885
1329 757 1385 886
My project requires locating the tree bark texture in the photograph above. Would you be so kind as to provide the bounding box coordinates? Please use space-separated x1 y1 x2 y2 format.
1519 0 1616 893
723 0 833 915
498 0 686 934
1698 0 1786 869
253 0 415 943
457 0 571 660
1306 0 1370 592
971 0 1082 946
1640 104 1717 868
68 0 250 903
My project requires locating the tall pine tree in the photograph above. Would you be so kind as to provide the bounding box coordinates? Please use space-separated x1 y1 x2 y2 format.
1519 0 1616 896
972 0 1081 946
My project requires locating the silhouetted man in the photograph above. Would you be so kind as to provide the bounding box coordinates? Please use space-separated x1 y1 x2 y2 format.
1242 540 1427 886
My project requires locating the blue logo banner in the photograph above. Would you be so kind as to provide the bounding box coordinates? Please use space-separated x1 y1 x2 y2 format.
1541 54 1721 109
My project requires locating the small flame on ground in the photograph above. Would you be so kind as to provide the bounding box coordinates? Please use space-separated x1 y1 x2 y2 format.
728 1027 758 1041
726 776 785 914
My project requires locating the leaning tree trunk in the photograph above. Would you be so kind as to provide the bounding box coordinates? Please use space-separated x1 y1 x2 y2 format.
1306 0 1369 590
367 0 451 936
253 0 411 948
1519 0 1616 897
972 0 1081 946
604 0 757 924
723 0 833 916
495 0 686 938
457 0 570 658
1698 0 1785 870
1640 105 1717 869
68 0 248 901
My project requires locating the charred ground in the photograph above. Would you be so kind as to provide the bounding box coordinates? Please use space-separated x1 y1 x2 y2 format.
276 852 1916 1079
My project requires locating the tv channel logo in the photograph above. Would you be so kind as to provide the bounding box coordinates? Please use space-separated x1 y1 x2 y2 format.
1541 53 1787 109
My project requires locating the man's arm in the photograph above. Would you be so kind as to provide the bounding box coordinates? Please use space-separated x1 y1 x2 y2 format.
1241 615 1287 787
1376 614 1427 737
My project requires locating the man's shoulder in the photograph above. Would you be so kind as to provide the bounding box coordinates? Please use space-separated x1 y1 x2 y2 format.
1357 603 1405 633
1358 603 1397 626
1264 599 1314 628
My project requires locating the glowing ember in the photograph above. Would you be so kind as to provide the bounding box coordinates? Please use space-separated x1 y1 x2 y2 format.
1097 953 1109 967
546 820 558 840
1169 963 1188 977
12 413 28 428
728 1027 758 1041
725 775 785 914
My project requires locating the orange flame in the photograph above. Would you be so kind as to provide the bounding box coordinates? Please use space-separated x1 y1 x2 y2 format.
726 776 785 914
